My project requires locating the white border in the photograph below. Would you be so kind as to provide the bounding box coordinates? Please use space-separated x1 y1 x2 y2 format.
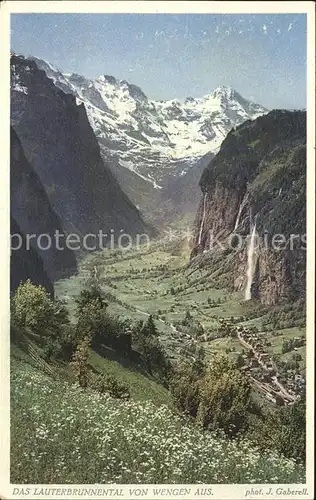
0 2 314 499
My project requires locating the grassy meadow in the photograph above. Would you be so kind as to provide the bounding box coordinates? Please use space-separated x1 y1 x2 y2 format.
11 358 304 484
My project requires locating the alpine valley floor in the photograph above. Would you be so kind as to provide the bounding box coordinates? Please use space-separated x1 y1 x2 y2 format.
55 238 306 406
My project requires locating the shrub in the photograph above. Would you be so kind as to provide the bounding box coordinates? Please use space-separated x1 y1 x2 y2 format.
137 333 171 384
11 280 68 336
170 364 201 417
292 352 302 362
89 373 130 400
235 354 245 368
76 296 131 356
42 324 77 362
248 396 306 464
196 355 252 437
171 354 253 437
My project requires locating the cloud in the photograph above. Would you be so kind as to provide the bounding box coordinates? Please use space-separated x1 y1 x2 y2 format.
136 32 144 41
154 30 165 38
262 24 268 35
288 23 293 32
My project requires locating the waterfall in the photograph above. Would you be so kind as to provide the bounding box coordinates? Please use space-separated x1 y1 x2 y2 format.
245 222 257 300
198 193 207 245
234 193 248 231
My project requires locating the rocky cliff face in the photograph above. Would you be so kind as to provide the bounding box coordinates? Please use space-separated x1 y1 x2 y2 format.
11 217 54 296
10 54 149 241
11 127 77 285
191 110 306 305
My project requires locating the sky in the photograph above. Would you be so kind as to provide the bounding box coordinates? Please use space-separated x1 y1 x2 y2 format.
11 13 307 109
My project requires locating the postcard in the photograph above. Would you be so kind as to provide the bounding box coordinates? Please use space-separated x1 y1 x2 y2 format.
0 1 314 499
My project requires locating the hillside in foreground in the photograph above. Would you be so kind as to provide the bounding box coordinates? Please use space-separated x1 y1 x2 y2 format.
10 236 306 485
11 357 304 484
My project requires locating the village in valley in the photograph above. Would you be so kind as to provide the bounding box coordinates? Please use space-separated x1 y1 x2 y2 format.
234 325 305 405
170 315 306 406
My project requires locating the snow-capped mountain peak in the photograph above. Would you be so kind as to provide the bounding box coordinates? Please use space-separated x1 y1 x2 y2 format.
22 55 268 186
97 74 117 85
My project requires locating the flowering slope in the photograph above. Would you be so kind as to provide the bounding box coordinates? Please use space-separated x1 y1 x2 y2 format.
11 360 304 484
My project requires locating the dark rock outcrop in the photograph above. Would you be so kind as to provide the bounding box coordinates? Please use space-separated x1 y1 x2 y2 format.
11 217 54 296
11 127 77 284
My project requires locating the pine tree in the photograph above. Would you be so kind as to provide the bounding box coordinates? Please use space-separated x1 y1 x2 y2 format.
70 335 91 388
141 315 158 336
184 310 192 323
75 285 107 315
192 346 206 377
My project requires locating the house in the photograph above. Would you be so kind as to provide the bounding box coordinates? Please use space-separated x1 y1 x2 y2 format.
259 353 270 362
250 358 259 368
